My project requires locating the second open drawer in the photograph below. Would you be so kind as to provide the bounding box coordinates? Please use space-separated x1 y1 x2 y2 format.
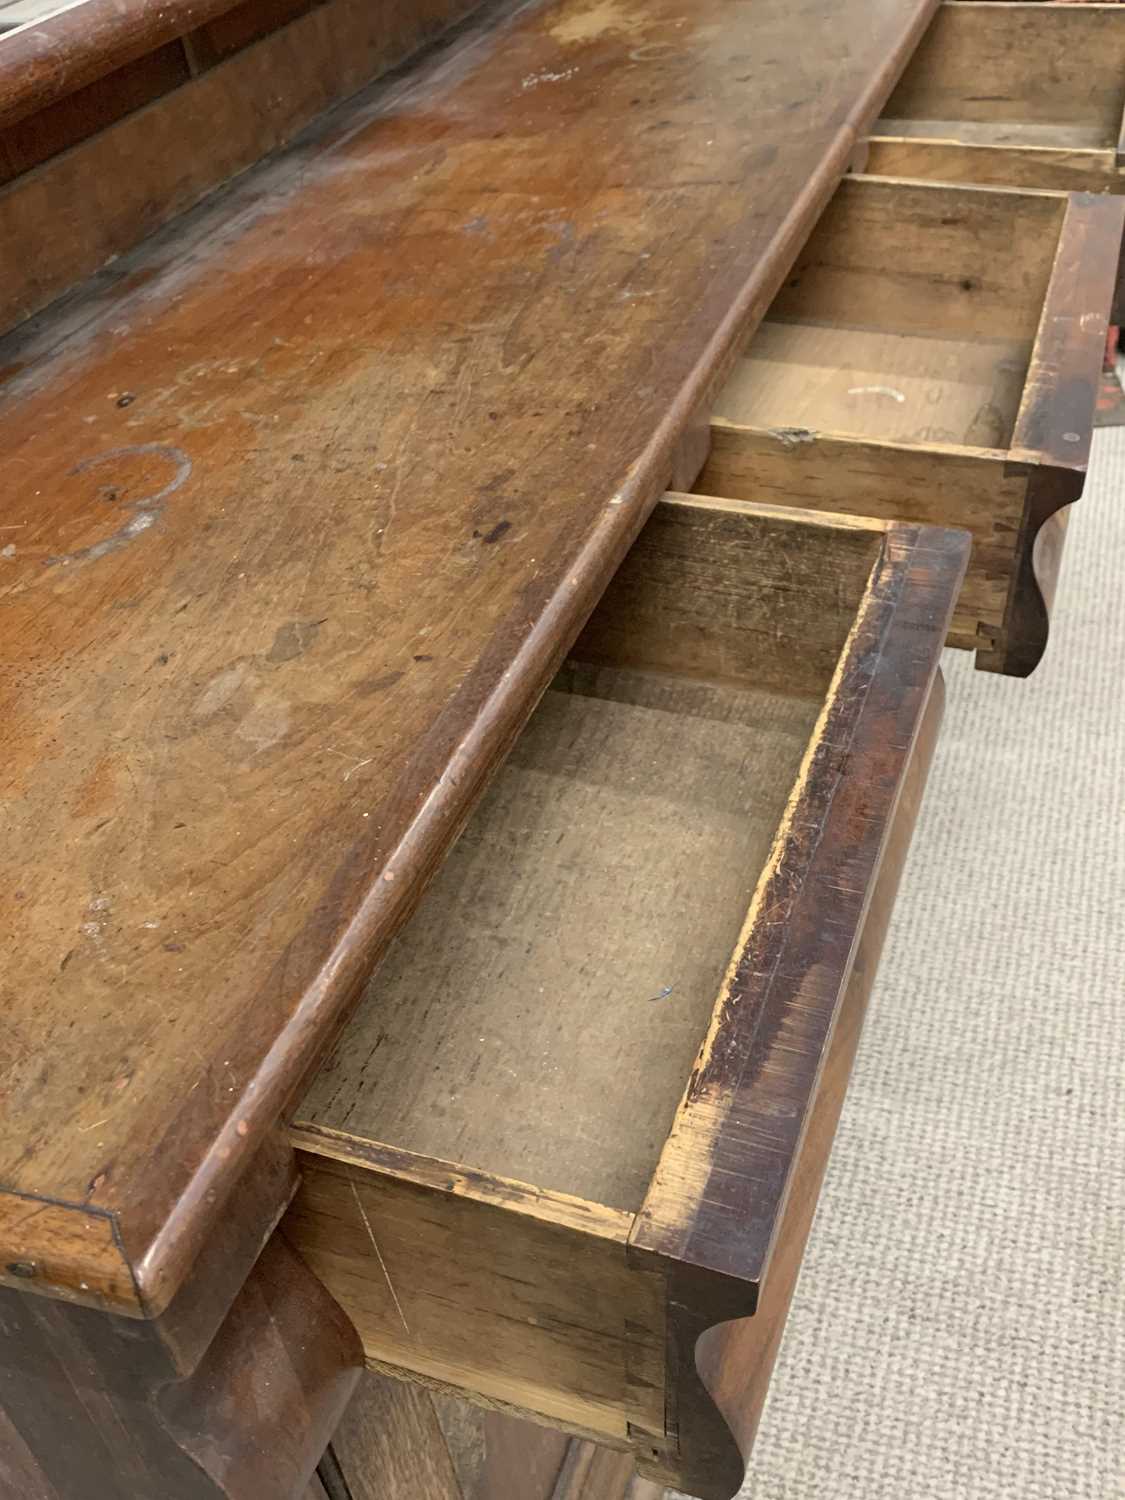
696 172 1124 677
866 2 1125 194
284 493 966 1500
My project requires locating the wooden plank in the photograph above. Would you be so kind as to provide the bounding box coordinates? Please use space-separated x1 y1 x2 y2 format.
632 523 966 1497
0 0 944 1319
326 1371 662 1500
571 493 881 697
297 664 821 1210
864 134 1119 193
284 1136 666 1444
660 676 944 1496
553 1442 665 1500
698 425 1024 653
0 0 485 332
880 2 1125 136
328 1372 463 1500
0 0 252 128
718 323 1030 449
768 174 1065 342
431 1392 569 1500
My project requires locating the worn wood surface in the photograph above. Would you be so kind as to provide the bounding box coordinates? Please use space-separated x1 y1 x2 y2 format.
0 0 486 333
982 190 1125 675
717 324 1030 448
431 1390 571 1500
0 0 941 1319
671 676 944 1498
881 2 1125 134
0 1233 361 1499
868 3 1125 190
865 135 1123 195
288 510 966 1496
0 0 255 128
703 176 1123 673
631 523 966 1496
767 174 1062 341
285 1133 666 1444
698 426 1024 653
327 1369 463 1500
299 670 818 1211
323 1368 661 1500
570 492 882 697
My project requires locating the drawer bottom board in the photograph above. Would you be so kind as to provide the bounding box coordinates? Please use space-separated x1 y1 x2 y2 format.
301 666 818 1213
717 321 1030 452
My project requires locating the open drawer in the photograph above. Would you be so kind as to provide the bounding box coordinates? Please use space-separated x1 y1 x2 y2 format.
865 3 1125 194
284 495 967 1500
697 173 1124 677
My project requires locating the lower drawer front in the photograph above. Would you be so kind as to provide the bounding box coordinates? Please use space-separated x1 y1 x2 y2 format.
698 173 1124 676
866 2 1125 194
285 493 967 1500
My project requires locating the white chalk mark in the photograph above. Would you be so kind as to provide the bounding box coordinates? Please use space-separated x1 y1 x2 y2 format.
47 443 193 568
847 385 906 403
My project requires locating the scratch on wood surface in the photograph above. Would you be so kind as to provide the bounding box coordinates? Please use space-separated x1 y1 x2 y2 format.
350 1177 411 1338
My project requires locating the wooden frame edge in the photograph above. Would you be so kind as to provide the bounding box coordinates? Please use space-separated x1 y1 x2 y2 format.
627 522 967 1496
985 191 1125 676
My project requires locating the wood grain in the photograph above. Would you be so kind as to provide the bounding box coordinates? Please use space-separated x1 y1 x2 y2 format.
867 3 1125 190
0 0 486 333
865 134 1123 194
698 425 1025 653
298 667 819 1211
880 2 1125 135
328 1370 463 1500
703 175 1123 673
0 0 942 1317
431 1390 570 1500
767 174 1064 342
571 492 882 697
0 1234 361 1499
324 1369 661 1500
284 1134 666 1445
632 523 966 1496
672 675 944 1497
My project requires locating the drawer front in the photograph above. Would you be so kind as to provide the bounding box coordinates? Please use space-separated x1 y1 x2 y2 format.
287 495 967 1500
867 2 1125 193
698 174 1125 676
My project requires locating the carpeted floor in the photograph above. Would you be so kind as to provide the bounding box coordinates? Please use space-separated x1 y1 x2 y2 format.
736 426 1125 1498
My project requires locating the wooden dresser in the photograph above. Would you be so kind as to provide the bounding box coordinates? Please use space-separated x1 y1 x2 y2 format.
0 2 1118 1496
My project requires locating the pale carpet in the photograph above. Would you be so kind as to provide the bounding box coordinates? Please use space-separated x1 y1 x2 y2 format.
736 425 1125 1498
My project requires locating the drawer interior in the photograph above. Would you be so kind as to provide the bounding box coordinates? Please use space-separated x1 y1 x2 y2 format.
302 666 817 1210
874 3 1125 156
285 495 959 1487
296 496 883 1212
714 174 1065 455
